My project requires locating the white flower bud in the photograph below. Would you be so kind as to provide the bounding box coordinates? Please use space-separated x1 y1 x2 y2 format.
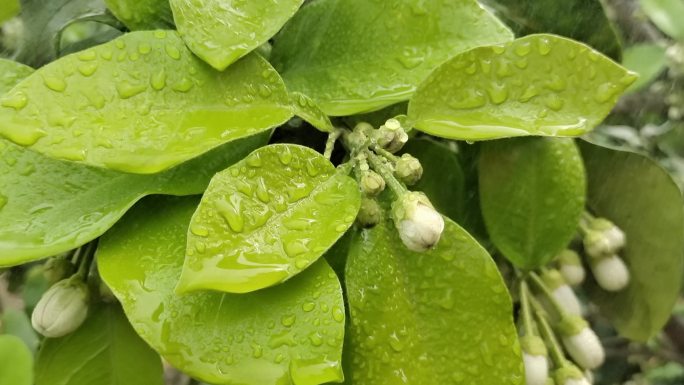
394 154 423 185
583 218 626 258
556 250 585 286
558 316 605 370
582 231 612 259
541 270 582 316
554 365 592 385
521 336 549 385
392 192 444 252
360 170 386 196
374 118 409 153
591 255 630 292
32 277 89 338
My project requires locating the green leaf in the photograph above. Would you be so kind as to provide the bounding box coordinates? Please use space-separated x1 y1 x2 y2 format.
105 0 173 30
178 144 361 294
98 196 346 385
271 0 513 116
1 309 40 354
481 0 622 60
579 141 684 341
0 30 292 174
35 304 164 385
640 0 684 41
0 0 20 24
291 92 335 133
0 130 269 267
407 34 637 141
170 0 304 71
0 59 34 95
0 335 33 385
402 138 466 223
479 137 586 269
15 0 109 67
623 44 667 93
344 199 523 385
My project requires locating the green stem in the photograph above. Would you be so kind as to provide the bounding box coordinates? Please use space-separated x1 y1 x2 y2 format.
75 241 98 280
366 151 407 195
371 144 399 163
520 281 535 338
528 271 566 318
324 129 344 159
530 296 568 367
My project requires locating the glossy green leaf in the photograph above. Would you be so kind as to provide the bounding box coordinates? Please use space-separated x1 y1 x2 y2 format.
271 0 513 116
408 34 637 141
178 144 361 294
0 59 34 95
170 0 304 71
402 138 465 223
35 304 164 385
1 309 39 354
15 0 109 67
105 0 173 30
579 141 684 341
623 44 667 92
344 198 523 385
640 0 684 41
98 196 346 385
0 130 269 267
291 92 334 133
479 137 586 269
0 0 19 24
481 0 622 60
0 335 33 385
0 30 292 174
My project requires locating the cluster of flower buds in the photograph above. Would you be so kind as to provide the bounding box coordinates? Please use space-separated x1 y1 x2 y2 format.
582 216 630 292
31 276 89 338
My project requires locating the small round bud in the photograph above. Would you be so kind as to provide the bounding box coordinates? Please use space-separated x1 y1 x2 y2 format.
558 316 605 370
356 198 382 228
395 154 423 185
557 250 585 286
590 218 626 251
392 192 444 252
32 277 89 338
360 171 386 196
590 255 630 292
373 118 409 153
582 231 612 259
348 124 371 150
521 336 549 385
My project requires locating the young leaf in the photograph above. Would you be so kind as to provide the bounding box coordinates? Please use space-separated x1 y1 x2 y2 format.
579 141 684 341
105 0 173 30
0 30 292 174
0 335 33 385
0 131 269 267
623 44 667 93
640 0 684 41
344 200 523 385
401 138 466 223
291 92 335 133
0 59 34 94
98 196 346 385
479 137 586 269
35 304 164 385
178 144 361 294
270 0 513 116
407 34 638 141
170 0 304 71
481 0 622 60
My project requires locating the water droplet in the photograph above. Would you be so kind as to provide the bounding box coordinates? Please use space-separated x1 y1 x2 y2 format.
151 70 166 91
486 83 508 105
172 78 193 92
514 59 528 69
332 306 344 323
138 43 152 55
115 40 126 49
43 75 66 92
165 44 182 60
1 91 28 110
302 302 315 312
116 81 146 99
295 258 309 269
251 343 263 358
285 240 309 258
78 63 98 77
309 332 323 346
154 30 167 39
278 147 293 165
256 179 270 203
0 127 46 146
545 94 564 111
100 49 113 61
190 224 209 237
247 153 262 168
514 41 532 57
215 194 244 233
594 82 618 103
544 75 567 92
537 37 552 55
335 224 347 232
0 194 7 210
519 85 539 102
281 315 296 327
389 334 404 352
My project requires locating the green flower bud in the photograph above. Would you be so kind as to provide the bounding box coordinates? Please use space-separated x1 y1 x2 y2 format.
348 123 371 150
392 191 444 252
395 154 423 185
31 277 89 338
373 118 409 153
356 198 382 228
360 170 386 196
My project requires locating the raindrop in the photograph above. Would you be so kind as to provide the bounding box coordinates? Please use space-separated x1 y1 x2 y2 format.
43 75 67 92
1 91 28 110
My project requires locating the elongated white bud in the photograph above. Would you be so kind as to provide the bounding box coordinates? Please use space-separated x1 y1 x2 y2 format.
32 277 89 338
557 250 585 286
591 255 630 292
521 336 549 385
554 365 592 385
392 192 444 252
558 316 605 370
541 270 582 316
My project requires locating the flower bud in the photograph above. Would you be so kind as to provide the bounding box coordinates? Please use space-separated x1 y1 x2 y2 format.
556 250 585 286
356 197 382 228
32 277 89 338
541 269 582 316
348 123 372 150
521 336 549 385
590 255 630 292
395 154 423 185
392 192 444 252
554 365 591 385
360 170 386 196
373 118 409 153
558 315 604 370
591 218 626 251
582 231 612 259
